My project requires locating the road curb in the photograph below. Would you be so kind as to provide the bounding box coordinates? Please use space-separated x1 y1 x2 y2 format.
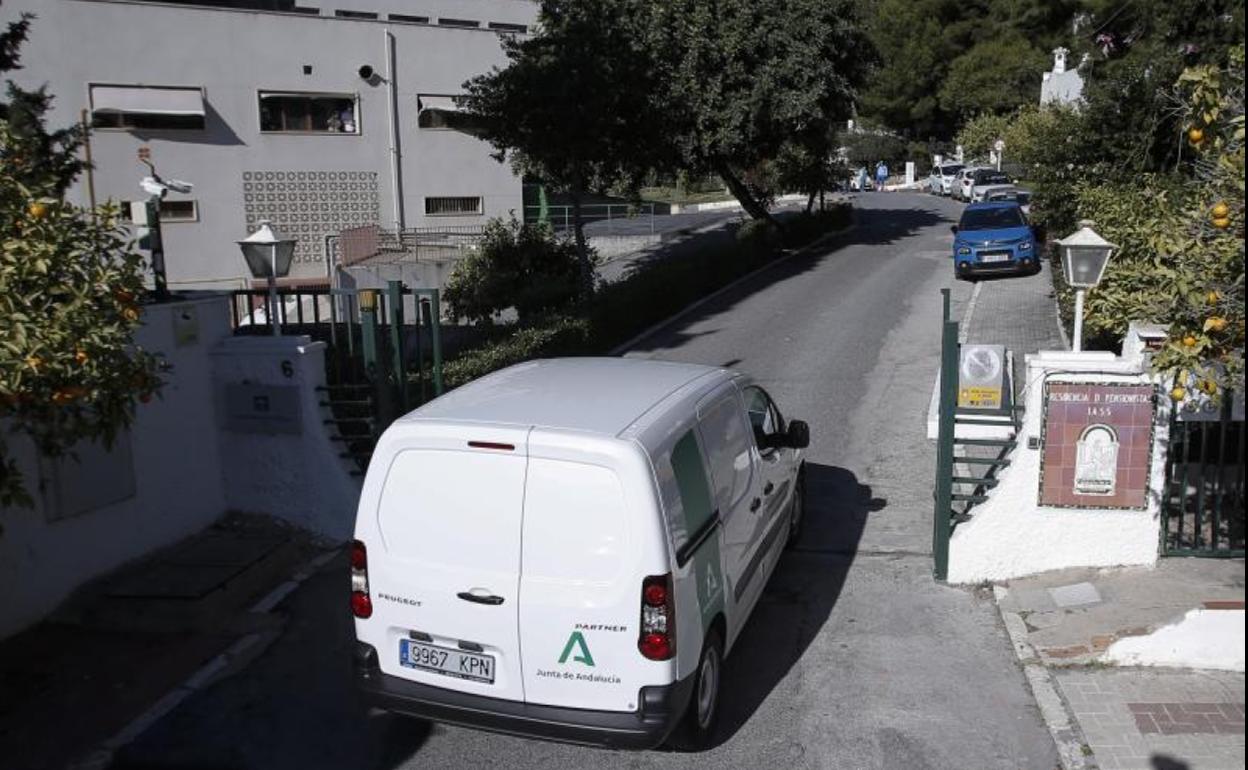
994 585 1099 770
68 546 344 770
609 220 857 356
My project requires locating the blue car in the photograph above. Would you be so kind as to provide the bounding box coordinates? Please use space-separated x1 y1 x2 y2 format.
951 201 1040 279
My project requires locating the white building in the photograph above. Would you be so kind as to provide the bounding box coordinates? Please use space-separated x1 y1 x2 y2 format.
2 0 539 288
1040 47 1086 107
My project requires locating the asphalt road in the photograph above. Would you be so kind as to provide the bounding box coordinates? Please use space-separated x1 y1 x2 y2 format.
112 193 1060 770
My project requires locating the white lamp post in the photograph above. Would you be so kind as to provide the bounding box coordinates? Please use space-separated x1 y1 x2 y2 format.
1055 221 1117 352
238 221 296 336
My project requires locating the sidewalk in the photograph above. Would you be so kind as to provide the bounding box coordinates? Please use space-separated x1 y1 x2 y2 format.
0 513 333 770
959 257 1246 770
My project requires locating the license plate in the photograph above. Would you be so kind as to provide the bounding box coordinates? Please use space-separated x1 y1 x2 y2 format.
980 252 1011 263
399 639 495 684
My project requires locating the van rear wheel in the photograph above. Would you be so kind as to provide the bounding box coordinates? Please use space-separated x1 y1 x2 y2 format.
667 630 723 751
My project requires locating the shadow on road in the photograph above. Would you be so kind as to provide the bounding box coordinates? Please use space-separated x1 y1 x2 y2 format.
707 462 882 748
624 196 947 357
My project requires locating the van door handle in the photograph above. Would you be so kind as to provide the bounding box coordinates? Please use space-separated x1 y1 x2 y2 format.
750 498 761 513
458 591 505 606
764 482 774 495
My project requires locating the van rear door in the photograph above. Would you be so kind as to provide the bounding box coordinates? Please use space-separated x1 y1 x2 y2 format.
362 425 529 703
518 433 669 712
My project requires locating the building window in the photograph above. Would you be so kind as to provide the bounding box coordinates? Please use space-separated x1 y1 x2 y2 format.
416 94 482 134
438 18 480 29
335 10 378 19
388 13 429 24
90 85 205 131
425 197 483 216
259 92 359 134
489 22 528 34
291 6 320 14
159 200 198 223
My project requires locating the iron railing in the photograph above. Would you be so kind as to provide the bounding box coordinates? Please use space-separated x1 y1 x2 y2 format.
523 203 657 235
1162 397 1245 557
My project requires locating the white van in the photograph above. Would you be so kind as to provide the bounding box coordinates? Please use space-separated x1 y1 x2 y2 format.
351 358 809 749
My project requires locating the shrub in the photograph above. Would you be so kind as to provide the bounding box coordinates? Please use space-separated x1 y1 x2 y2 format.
441 316 592 388
442 215 584 324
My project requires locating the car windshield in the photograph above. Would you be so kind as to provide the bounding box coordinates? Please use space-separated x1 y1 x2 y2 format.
941 165 963 175
976 171 1010 184
960 207 1026 231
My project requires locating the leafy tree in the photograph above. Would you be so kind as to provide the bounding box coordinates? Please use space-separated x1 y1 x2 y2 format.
955 112 1012 160
462 0 664 300
939 33 1050 122
443 216 583 325
839 129 908 167
0 15 163 510
643 0 874 226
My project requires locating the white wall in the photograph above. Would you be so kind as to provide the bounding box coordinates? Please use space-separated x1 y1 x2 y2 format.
947 350 1171 584
211 335 362 539
0 296 232 639
2 0 533 287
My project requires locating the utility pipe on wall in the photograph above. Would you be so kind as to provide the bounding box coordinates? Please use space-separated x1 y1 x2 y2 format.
384 29 405 231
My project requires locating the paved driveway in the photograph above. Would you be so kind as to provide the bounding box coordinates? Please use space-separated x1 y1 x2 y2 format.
112 193 1059 770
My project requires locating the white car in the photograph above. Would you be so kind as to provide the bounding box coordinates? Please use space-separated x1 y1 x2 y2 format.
931 162 964 196
971 182 1017 204
351 358 809 750
952 166 984 201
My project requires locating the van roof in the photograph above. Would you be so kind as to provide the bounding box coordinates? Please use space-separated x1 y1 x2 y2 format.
401 357 729 437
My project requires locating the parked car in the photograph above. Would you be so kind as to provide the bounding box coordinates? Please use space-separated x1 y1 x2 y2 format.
971 180 1016 204
952 166 985 201
351 358 810 750
962 168 1011 203
930 162 964 196
980 186 1033 217
951 201 1039 279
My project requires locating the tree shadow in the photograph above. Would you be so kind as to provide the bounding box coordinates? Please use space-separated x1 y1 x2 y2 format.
708 462 882 747
1150 755 1191 770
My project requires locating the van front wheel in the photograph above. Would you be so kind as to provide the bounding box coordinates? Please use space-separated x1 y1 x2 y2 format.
667 631 723 751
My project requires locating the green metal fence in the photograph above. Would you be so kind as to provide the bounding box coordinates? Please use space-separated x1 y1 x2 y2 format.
229 282 443 472
932 289 1021 581
1161 399 1245 557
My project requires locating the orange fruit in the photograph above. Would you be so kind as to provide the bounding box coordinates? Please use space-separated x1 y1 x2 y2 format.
1170 385 1187 401
1188 127 1205 144
74 349 89 365
24 355 41 371
122 306 140 322
1212 217 1231 229
1199 380 1218 395
27 202 48 219
1207 316 1228 333
114 288 135 304
1182 334 1198 348
1211 201 1230 218
1207 290 1221 305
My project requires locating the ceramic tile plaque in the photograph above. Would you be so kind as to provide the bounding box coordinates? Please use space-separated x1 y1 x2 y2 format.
1038 382 1157 510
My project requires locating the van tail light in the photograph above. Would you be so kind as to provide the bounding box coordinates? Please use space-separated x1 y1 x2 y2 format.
638 573 675 661
350 540 373 619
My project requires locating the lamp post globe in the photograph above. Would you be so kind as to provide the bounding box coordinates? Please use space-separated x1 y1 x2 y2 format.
1055 222 1117 352
238 221 297 336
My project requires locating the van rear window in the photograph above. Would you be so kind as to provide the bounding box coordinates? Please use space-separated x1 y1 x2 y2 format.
522 459 628 583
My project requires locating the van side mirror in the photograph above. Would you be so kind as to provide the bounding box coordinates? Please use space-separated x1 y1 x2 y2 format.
785 420 810 450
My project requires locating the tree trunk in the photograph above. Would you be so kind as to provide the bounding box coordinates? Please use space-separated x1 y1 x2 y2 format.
805 191 816 214
716 161 780 228
568 186 594 303
819 189 826 212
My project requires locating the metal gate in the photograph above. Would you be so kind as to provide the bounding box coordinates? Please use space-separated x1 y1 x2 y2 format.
931 289 1022 581
229 281 444 473
1161 399 1245 557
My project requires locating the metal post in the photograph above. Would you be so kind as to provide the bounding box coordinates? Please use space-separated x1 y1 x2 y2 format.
146 199 170 301
429 290 444 396
1072 289 1085 352
933 315 959 581
387 280 407 414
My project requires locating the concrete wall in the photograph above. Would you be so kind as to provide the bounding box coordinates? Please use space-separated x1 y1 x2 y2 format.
211 335 362 539
0 296 232 639
947 350 1171 584
2 0 537 288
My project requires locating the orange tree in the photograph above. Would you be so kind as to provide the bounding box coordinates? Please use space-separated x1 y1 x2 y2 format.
1075 46 1244 398
0 15 162 510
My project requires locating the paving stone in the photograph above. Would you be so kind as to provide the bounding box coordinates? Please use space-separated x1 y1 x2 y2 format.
1050 582 1104 608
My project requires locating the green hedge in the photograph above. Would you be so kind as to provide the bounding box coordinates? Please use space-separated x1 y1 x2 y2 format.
437 203 852 388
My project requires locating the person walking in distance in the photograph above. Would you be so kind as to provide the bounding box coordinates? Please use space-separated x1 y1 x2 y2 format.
875 160 889 192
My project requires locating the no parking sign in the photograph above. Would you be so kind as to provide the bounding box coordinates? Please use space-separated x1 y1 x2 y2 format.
958 344 1006 410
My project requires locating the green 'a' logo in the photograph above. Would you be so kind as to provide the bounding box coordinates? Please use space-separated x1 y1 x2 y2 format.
558 631 595 666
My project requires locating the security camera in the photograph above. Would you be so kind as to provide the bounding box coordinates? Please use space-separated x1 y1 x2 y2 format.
165 178 194 194
140 176 168 199
358 64 375 80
